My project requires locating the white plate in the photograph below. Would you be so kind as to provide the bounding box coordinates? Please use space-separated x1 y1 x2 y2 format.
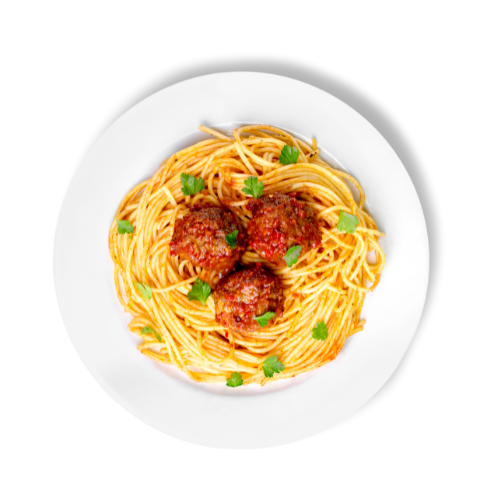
54 72 428 448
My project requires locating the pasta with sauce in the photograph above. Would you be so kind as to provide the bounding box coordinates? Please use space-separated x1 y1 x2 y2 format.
108 124 385 385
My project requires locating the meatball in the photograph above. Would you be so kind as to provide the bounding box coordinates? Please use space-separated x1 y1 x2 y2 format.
169 205 247 275
246 193 322 265
213 264 284 333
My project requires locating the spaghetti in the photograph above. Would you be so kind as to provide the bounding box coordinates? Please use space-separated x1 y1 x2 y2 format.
108 124 385 385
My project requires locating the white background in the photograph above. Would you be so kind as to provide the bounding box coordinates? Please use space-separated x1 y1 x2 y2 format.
1 1 499 499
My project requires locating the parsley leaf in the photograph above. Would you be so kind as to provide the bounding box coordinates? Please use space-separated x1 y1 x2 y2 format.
262 356 285 378
279 145 300 165
254 311 275 327
187 278 212 305
142 326 162 342
134 282 152 301
180 173 205 196
284 245 302 267
226 230 238 249
117 220 134 234
242 176 264 199
226 372 244 387
337 210 359 234
311 321 328 341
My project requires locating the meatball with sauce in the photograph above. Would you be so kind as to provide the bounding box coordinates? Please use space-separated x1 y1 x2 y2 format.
169 205 247 275
213 264 284 333
246 192 322 265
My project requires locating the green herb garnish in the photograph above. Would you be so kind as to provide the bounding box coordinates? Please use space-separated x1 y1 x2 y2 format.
284 245 302 268
134 282 152 301
226 230 238 249
279 145 300 165
311 321 328 341
262 356 285 378
226 372 244 387
254 311 276 328
242 176 264 199
142 326 162 342
187 278 212 305
180 173 205 196
117 220 134 234
337 210 359 234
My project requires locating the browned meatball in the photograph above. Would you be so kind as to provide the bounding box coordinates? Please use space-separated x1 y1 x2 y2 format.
213 264 284 333
169 205 247 275
246 193 322 265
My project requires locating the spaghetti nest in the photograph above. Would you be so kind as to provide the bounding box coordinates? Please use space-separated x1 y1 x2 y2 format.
109 124 385 385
